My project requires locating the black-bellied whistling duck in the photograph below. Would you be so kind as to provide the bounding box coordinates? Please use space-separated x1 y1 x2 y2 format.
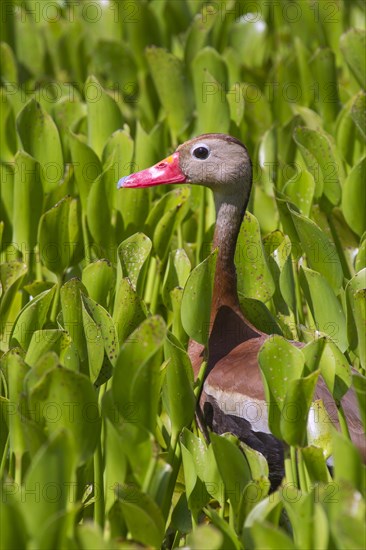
118 133 365 487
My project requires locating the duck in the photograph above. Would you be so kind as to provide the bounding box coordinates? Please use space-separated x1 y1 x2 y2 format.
118 133 365 487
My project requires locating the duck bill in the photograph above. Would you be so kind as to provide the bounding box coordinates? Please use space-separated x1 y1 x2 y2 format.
118 152 186 189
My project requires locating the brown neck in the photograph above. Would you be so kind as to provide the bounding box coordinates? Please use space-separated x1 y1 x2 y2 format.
208 190 262 366
211 192 245 315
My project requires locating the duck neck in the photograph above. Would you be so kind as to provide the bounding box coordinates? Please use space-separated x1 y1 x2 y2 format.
211 191 246 315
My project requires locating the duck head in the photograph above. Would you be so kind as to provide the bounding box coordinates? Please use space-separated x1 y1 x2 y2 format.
118 133 252 198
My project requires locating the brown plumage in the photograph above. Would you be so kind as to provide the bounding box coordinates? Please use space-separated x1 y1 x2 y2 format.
119 133 365 486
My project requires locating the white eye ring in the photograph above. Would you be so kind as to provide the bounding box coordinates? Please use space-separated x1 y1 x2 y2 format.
191 143 211 160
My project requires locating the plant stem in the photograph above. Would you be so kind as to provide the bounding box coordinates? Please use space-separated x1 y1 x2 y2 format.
297 449 309 492
337 403 351 439
93 440 105 529
0 434 10 480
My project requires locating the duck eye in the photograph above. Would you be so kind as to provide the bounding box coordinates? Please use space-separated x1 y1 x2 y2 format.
192 145 210 160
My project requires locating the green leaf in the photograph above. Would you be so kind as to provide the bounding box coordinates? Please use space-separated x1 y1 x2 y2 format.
68 130 102 210
82 259 116 309
352 374 366 431
12 151 43 253
342 157 366 237
238 295 282 335
340 28 366 88
280 370 319 446
16 99 63 192
162 248 191 310
333 430 363 489
147 187 191 261
306 400 333 458
104 419 127 513
25 329 79 372
87 170 115 258
11 286 56 350
310 48 340 126
300 266 347 351
164 333 195 437
181 250 217 346
303 338 352 400
38 196 82 275
116 485 165 548
112 278 146 344
235 212 275 302
146 47 194 140
250 521 296 550
81 294 118 367
85 75 123 157
290 207 343 291
258 336 304 439
60 278 87 365
5 350 29 459
0 90 16 162
193 68 230 135
21 430 75 549
29 367 101 465
293 126 344 204
211 433 251 520
301 446 331 484
351 91 366 141
0 261 27 335
117 233 152 292
283 169 315 217
112 316 166 433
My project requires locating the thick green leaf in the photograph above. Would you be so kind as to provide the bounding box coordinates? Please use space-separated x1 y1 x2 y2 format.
11 286 56 349
303 338 352 400
38 196 82 275
60 278 87 364
235 212 275 302
103 419 128 512
290 207 343 291
333 430 363 489
12 151 43 253
340 28 366 88
258 336 304 439
293 126 344 204
112 316 166 433
191 46 230 130
81 294 118 367
300 266 347 351
68 130 102 210
21 430 75 549
82 259 115 309
25 329 79 372
87 169 115 258
164 333 195 437
351 91 366 141
250 521 296 550
342 157 366 237
0 261 27 334
211 433 251 520
117 233 152 292
181 250 217 346
16 99 63 192
146 47 193 141
85 75 123 157
112 277 146 344
280 370 319 446
162 248 191 309
116 485 165 548
29 366 101 465
283 169 315 217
